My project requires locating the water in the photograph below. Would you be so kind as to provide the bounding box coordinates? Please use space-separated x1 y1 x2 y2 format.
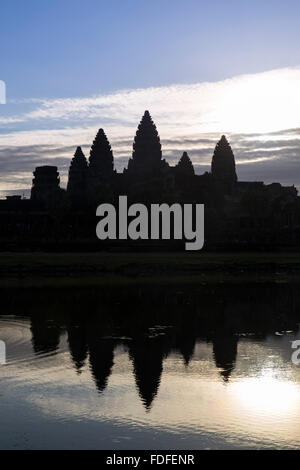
0 283 299 450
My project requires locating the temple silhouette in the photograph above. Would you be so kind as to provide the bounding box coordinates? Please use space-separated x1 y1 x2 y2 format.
1 110 300 249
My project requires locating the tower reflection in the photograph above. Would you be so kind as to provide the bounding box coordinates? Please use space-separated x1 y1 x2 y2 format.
1 282 297 409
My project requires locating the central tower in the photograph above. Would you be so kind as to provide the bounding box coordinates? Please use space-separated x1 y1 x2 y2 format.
126 110 163 175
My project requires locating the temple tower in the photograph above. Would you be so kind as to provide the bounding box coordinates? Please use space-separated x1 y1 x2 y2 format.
88 129 114 187
126 110 163 175
175 151 195 177
30 166 60 203
67 146 88 201
211 135 237 184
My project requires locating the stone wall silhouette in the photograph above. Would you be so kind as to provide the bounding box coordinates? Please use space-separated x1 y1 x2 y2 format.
1 110 300 249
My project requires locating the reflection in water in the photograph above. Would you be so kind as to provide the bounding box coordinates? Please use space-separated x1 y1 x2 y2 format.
129 336 165 410
67 323 88 374
0 282 300 449
89 338 115 392
232 375 300 415
212 335 238 382
30 315 61 354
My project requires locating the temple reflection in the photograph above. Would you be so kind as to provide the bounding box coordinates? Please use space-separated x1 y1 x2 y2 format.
1 282 299 409
30 314 61 354
129 336 167 410
67 322 88 374
212 334 238 382
89 338 115 392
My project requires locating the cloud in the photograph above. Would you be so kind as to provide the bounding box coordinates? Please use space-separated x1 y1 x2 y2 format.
0 66 300 194
1 66 300 132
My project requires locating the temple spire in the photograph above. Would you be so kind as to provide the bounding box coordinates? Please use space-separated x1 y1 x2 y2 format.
88 129 114 183
211 135 237 184
127 110 162 174
67 146 88 201
176 151 195 177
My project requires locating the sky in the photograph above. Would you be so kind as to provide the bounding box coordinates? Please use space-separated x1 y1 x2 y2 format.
1 0 300 195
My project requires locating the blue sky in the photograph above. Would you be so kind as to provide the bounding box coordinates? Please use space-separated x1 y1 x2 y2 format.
2 0 300 98
1 0 300 194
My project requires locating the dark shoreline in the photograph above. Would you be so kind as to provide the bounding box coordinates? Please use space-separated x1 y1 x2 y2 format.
1 251 300 286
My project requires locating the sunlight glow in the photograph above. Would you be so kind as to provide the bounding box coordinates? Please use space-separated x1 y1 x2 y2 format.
232 375 300 415
216 68 300 134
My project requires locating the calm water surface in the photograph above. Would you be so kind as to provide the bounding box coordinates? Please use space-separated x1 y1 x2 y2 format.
0 283 299 449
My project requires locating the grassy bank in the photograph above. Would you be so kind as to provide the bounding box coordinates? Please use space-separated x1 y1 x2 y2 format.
0 251 300 286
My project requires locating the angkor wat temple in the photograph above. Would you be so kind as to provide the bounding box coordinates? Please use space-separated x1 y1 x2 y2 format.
1 110 300 250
